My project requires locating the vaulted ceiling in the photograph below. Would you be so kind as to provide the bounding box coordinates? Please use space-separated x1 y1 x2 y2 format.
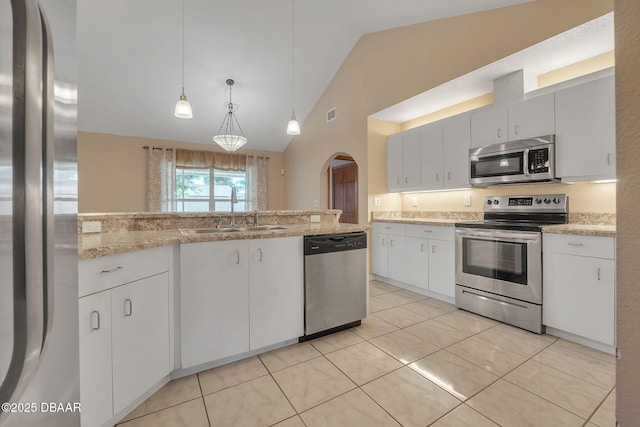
77 0 533 152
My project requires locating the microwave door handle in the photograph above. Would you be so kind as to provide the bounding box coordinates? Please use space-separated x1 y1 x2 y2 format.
523 148 530 176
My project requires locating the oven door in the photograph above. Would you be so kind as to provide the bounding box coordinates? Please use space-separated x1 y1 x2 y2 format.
455 227 542 304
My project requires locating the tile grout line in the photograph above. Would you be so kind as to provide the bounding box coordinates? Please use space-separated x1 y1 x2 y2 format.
196 373 214 427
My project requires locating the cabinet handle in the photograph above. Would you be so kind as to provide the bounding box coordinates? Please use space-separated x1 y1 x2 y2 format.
607 153 612 165
124 299 133 317
258 248 263 262
390 239 395 248
384 226 391 230
435 173 440 182
90 310 100 331
423 229 432 233
235 250 240 264
432 245 437 254
101 266 123 274
447 171 452 181
597 267 602 281
497 128 502 138
567 242 584 247
396 177 400 185
382 238 386 246
420 243 425 252
405 177 408 184
514 125 520 135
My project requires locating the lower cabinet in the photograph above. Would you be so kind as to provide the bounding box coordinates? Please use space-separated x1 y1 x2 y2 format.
111 274 171 414
180 236 303 369
543 234 615 346
373 222 455 299
79 247 171 427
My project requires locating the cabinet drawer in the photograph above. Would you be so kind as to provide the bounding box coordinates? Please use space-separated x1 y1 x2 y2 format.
543 234 615 259
405 224 454 241
79 246 170 297
372 222 405 235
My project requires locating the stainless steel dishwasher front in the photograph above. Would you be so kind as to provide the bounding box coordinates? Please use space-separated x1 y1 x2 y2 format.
302 232 367 340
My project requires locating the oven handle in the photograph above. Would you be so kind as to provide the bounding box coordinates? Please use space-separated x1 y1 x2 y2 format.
523 148 530 176
455 228 540 243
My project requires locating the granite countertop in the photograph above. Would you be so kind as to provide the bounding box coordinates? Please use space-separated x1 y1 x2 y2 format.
372 218 459 227
78 223 369 260
372 218 616 237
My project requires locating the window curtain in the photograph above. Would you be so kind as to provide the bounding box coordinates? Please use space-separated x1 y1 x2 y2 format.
175 149 246 171
247 155 268 210
146 147 176 211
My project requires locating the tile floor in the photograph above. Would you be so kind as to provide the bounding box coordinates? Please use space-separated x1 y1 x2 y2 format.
116 280 616 427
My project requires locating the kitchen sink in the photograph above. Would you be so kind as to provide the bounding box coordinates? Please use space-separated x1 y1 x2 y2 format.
178 225 288 235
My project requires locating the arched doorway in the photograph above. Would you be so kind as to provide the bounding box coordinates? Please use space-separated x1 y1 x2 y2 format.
327 155 358 224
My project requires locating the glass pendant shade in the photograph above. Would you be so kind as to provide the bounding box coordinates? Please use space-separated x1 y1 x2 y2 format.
212 134 248 153
174 93 193 119
287 113 300 135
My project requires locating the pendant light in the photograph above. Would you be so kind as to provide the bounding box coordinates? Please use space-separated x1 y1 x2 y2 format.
213 79 248 153
286 0 300 135
174 0 192 119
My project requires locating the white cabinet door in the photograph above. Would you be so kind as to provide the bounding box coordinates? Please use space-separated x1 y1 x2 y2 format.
470 105 508 147
371 232 389 278
443 112 471 189
249 237 304 349
180 241 250 368
543 254 615 345
508 93 555 141
111 272 170 415
79 291 113 427
387 234 406 283
386 133 404 191
428 239 455 298
555 75 616 181
420 121 444 189
402 129 421 189
404 237 429 290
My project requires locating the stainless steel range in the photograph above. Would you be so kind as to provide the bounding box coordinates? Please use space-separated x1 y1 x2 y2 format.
454 194 568 333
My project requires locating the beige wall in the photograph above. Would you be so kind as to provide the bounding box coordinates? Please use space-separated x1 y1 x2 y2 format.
283 0 613 224
78 132 286 213
615 0 640 424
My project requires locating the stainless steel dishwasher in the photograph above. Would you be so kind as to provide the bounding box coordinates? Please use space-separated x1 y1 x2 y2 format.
302 232 367 340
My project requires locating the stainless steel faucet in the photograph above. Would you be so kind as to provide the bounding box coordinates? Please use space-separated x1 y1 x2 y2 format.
230 187 238 226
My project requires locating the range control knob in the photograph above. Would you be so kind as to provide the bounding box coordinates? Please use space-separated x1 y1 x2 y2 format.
486 200 493 205
544 198 551 204
535 198 542 204
553 197 561 204
493 199 499 205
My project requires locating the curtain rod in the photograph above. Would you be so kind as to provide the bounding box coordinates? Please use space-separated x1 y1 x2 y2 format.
142 146 269 159
143 146 173 151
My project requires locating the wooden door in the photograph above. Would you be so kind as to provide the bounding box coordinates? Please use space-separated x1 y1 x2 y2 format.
332 163 358 224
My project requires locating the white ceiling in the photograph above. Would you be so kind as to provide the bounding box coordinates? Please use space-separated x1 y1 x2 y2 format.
77 0 533 152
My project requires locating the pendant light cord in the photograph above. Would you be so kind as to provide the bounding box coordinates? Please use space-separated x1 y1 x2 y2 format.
181 0 185 94
291 0 295 114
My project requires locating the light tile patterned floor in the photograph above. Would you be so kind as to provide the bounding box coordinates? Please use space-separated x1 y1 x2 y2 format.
117 280 617 427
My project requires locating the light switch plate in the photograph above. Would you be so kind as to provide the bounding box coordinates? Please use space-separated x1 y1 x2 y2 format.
464 195 472 206
82 221 102 233
310 215 321 223
373 197 381 207
411 196 418 207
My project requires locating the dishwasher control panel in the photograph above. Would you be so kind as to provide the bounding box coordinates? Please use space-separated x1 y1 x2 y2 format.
304 232 367 255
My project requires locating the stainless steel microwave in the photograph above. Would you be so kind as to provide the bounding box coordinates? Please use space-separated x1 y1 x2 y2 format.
469 135 556 187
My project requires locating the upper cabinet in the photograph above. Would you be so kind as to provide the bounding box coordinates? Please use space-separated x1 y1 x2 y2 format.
470 93 555 147
555 74 616 181
387 129 421 192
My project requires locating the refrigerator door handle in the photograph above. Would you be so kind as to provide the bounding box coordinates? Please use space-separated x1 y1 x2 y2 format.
40 4 56 352
0 0 46 411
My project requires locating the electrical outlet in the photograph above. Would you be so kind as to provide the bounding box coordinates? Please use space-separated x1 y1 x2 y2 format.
310 215 321 223
313 199 318 209
82 221 102 233
373 197 381 207
464 195 471 206
411 196 418 207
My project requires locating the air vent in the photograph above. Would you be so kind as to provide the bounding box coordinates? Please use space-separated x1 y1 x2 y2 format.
326 107 337 123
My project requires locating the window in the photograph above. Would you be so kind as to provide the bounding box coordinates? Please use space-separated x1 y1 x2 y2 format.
176 168 247 213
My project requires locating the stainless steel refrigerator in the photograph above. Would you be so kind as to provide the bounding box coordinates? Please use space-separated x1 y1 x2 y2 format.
0 0 79 426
